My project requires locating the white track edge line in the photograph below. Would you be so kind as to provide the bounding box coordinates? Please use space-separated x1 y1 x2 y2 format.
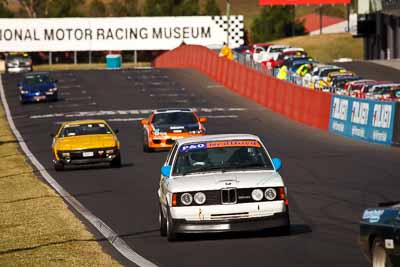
0 76 157 267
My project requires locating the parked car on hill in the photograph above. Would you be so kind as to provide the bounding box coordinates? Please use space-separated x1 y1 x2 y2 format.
365 83 400 100
254 44 290 65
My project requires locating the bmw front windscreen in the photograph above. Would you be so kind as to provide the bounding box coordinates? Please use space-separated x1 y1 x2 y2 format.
172 140 274 176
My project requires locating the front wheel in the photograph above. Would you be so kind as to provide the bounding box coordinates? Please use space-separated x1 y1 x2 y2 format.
159 204 167 237
166 209 177 242
143 139 153 153
110 155 121 168
372 238 393 267
53 161 64 171
19 95 27 105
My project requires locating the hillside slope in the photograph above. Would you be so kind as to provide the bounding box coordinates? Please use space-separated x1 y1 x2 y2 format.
271 33 363 63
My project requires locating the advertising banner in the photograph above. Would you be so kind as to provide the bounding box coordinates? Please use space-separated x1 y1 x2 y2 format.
329 95 398 145
259 0 350 5
0 16 244 52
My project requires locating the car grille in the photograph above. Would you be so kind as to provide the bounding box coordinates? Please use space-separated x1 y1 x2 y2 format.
175 187 283 206
166 139 175 145
58 148 116 160
221 188 237 204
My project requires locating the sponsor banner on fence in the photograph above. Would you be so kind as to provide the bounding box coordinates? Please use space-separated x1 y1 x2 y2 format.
329 95 398 145
0 16 244 52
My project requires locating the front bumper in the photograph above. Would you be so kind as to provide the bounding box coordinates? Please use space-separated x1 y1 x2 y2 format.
55 148 119 165
149 133 204 149
7 66 32 73
173 212 289 233
21 92 57 102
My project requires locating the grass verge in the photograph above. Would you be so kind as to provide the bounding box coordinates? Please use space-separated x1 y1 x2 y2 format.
0 102 120 265
34 62 151 72
271 33 363 63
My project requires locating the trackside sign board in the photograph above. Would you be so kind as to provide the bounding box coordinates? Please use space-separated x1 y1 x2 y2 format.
0 16 244 52
329 95 398 145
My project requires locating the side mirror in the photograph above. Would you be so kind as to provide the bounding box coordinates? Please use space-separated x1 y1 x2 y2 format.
53 79 58 83
114 129 119 134
140 119 149 126
17 82 22 88
50 133 55 138
199 117 207 123
272 158 282 171
161 165 172 178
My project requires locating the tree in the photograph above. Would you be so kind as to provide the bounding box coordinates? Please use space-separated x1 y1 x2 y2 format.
0 0 13 17
251 6 305 43
88 0 107 17
109 0 140 17
144 0 199 16
14 0 84 17
14 0 49 17
143 0 171 16
47 0 84 17
173 0 199 16
203 0 220 16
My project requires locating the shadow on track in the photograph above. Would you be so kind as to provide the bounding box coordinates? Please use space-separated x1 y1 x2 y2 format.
58 162 134 172
175 224 312 243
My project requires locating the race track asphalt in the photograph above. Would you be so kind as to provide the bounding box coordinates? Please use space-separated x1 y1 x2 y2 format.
2 66 400 267
336 61 400 82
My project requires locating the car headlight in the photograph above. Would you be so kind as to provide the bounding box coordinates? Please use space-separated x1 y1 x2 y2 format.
251 189 264 201
62 152 70 157
189 129 205 134
152 131 167 136
265 188 277 201
194 192 206 205
49 87 58 92
20 90 29 94
106 149 114 154
180 193 193 206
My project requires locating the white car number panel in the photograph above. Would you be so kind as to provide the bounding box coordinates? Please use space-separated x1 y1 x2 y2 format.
83 151 94 157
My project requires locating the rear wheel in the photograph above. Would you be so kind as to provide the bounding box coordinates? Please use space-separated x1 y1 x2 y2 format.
53 162 64 171
372 238 393 267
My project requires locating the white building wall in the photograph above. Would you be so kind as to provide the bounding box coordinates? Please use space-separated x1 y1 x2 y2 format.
309 21 348 35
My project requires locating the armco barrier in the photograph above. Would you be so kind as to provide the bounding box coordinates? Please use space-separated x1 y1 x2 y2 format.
329 95 400 145
154 44 332 130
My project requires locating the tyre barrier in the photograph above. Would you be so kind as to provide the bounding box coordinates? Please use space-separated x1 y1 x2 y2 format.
154 44 331 131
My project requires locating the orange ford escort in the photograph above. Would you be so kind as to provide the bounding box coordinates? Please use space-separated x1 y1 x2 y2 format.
141 108 207 152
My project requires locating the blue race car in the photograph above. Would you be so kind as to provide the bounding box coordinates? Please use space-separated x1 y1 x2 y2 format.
18 72 58 104
360 201 400 267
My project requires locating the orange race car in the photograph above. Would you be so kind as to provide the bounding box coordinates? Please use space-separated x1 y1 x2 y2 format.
140 108 207 152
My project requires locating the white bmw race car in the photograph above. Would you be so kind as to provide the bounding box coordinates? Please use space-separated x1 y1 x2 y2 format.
158 134 290 241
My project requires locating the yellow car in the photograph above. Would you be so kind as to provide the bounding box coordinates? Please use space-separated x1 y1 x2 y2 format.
51 120 121 171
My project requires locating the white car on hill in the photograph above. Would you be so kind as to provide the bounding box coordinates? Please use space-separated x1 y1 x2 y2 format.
158 134 290 241
253 44 290 63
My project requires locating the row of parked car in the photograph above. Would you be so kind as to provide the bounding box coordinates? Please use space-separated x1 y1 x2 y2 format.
233 43 400 102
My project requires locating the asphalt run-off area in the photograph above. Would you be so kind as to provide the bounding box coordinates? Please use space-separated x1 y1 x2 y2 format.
2 65 400 266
